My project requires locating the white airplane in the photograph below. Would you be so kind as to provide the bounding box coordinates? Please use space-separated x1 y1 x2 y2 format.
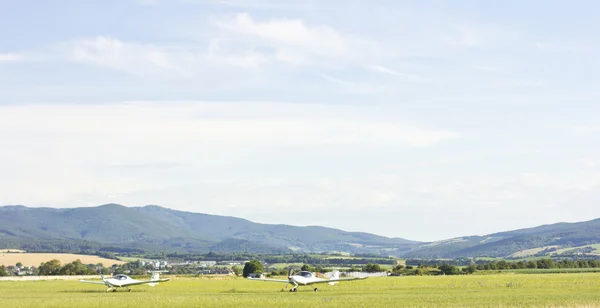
79 271 170 292
248 269 367 292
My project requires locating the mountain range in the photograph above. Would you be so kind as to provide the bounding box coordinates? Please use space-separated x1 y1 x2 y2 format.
1 204 600 259
0 204 416 255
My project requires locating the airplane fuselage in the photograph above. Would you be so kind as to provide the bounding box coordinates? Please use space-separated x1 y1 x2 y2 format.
104 276 140 287
290 276 327 286
79 273 170 292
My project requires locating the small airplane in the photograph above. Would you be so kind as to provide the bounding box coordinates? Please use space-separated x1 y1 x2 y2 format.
248 269 367 292
79 271 170 292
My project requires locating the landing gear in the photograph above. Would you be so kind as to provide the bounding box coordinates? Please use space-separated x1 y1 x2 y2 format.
313 288 318 292
289 287 298 292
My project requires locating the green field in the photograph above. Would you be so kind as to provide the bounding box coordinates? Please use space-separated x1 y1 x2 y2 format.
2 274 600 307
552 244 600 255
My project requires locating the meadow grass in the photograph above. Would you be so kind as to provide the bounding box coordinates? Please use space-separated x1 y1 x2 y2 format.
1 273 600 307
483 268 600 274
552 244 600 256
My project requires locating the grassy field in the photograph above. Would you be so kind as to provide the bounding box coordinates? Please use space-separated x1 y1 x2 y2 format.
509 246 559 258
552 244 600 256
1 273 600 307
0 253 125 267
484 268 600 274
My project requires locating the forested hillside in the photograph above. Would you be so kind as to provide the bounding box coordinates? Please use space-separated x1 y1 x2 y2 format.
0 204 417 255
404 219 600 258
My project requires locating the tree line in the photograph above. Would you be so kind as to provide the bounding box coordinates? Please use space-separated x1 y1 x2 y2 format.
474 258 600 270
0 259 112 277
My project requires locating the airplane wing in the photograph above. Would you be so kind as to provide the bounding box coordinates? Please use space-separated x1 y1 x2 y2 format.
309 276 368 284
121 278 171 287
79 280 107 285
247 277 291 283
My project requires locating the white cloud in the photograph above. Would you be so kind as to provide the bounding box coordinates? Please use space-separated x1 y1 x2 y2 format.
65 36 270 75
207 39 268 68
69 36 187 75
365 65 401 76
0 53 25 63
364 64 430 83
216 13 369 66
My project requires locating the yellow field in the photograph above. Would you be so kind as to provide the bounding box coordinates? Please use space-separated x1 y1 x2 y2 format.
1 273 600 307
0 253 125 267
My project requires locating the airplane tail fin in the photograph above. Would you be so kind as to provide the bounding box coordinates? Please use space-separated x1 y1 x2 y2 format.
329 270 340 285
149 271 164 286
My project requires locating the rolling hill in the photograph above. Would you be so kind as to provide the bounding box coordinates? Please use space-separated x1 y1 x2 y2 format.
404 218 600 259
0 204 418 255
2 204 600 259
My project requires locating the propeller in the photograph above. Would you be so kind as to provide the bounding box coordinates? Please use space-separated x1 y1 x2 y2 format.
101 275 110 287
285 269 294 289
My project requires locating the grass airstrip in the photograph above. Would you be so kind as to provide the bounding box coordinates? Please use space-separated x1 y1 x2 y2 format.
2 273 600 307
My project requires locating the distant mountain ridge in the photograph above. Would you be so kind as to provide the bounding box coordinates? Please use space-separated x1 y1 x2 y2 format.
404 218 600 259
0 204 417 255
2 204 600 259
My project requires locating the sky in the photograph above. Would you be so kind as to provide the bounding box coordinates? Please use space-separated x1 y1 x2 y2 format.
1 0 599 242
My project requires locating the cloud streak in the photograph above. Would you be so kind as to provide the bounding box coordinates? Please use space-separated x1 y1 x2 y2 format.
69 37 182 74
0 53 25 63
215 13 378 66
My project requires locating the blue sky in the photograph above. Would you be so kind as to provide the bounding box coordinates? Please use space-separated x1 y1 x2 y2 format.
1 0 599 241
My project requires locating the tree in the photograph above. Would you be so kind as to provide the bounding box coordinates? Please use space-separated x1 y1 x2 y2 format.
38 259 62 276
415 267 425 276
363 263 382 273
0 265 8 277
526 261 537 269
391 265 405 275
242 260 263 278
301 264 312 272
497 261 508 270
348 266 360 272
15 262 23 268
439 264 460 275
59 260 96 275
462 264 477 275
231 265 242 276
537 259 554 269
